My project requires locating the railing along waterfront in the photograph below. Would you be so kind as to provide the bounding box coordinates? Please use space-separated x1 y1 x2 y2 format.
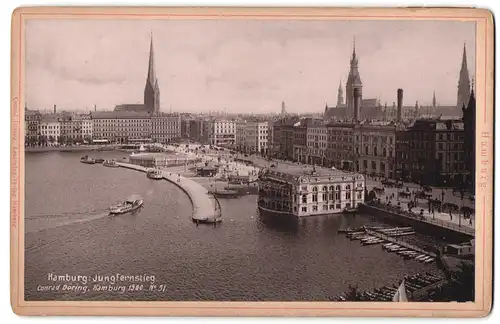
365 202 475 237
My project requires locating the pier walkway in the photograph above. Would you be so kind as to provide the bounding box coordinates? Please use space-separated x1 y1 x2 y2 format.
365 229 437 258
117 162 220 222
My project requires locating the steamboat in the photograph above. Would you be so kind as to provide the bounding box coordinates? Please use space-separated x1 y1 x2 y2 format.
257 163 365 217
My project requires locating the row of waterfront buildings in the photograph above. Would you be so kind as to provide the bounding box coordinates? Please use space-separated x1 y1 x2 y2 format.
24 83 475 189
24 34 475 188
270 87 474 188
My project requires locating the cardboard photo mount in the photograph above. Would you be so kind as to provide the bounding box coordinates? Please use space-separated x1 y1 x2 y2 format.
10 6 494 317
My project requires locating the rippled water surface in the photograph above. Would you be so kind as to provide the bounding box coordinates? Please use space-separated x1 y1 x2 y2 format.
25 151 444 301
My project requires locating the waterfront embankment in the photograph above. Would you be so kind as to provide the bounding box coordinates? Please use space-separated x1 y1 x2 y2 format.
359 203 474 241
117 162 220 222
25 145 116 153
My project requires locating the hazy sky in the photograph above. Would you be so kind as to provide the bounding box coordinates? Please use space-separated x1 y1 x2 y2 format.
25 19 476 113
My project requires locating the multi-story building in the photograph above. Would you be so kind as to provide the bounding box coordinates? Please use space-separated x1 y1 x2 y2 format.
396 118 466 186
462 86 475 189
234 121 269 155
151 114 181 144
207 120 236 146
272 117 299 160
258 164 365 217
73 113 93 143
24 108 42 145
91 111 151 143
354 122 397 179
235 121 247 152
244 121 268 155
395 128 410 181
180 118 191 139
39 116 61 145
186 119 206 143
293 123 307 163
326 122 355 170
57 113 80 144
306 120 328 166
434 119 466 186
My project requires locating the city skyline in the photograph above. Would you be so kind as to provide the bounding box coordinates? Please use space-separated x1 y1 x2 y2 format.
26 19 475 113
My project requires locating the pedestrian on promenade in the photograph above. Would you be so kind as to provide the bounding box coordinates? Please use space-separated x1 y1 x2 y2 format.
449 211 453 220
469 217 473 226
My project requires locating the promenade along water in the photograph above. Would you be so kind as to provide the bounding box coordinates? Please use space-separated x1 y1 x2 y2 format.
25 151 448 301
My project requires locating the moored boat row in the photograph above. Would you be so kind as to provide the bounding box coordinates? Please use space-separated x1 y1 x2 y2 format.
382 243 435 263
341 225 436 263
332 272 447 301
103 159 119 167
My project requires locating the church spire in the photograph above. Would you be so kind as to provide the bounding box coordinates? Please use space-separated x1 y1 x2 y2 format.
461 43 468 72
144 32 160 114
432 91 436 108
351 36 358 66
337 79 344 107
147 32 156 88
457 42 471 109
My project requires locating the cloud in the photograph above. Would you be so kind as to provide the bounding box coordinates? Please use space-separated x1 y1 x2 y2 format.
25 19 476 113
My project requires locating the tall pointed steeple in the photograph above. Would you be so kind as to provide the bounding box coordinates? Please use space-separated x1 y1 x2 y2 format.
457 42 471 110
351 37 358 66
147 33 156 88
281 101 287 115
346 37 363 119
336 79 344 107
432 91 436 108
144 32 160 114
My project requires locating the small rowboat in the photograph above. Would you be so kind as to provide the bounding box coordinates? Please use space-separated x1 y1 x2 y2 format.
80 155 95 164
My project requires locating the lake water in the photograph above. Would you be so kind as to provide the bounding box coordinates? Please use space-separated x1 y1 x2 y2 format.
24 151 443 301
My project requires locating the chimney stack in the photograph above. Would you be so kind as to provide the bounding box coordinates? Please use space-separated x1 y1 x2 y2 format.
94 104 97 112
53 104 57 114
353 88 360 122
396 89 403 122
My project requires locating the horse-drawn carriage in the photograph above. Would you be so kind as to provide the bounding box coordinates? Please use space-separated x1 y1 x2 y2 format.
381 179 395 187
442 202 460 212
421 185 432 193
398 191 411 199
415 190 432 200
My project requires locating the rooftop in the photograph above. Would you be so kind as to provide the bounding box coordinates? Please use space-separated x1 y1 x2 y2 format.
266 162 353 177
91 111 151 119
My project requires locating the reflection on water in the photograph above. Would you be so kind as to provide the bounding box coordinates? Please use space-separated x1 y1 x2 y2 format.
25 151 444 301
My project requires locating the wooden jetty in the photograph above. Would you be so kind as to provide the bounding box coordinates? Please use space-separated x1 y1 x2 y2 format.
365 229 437 258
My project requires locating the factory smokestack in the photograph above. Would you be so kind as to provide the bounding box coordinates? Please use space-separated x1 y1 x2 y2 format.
397 89 403 122
53 104 56 114
353 88 360 122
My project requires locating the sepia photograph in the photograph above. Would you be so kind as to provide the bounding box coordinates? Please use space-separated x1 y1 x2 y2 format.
10 7 493 317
